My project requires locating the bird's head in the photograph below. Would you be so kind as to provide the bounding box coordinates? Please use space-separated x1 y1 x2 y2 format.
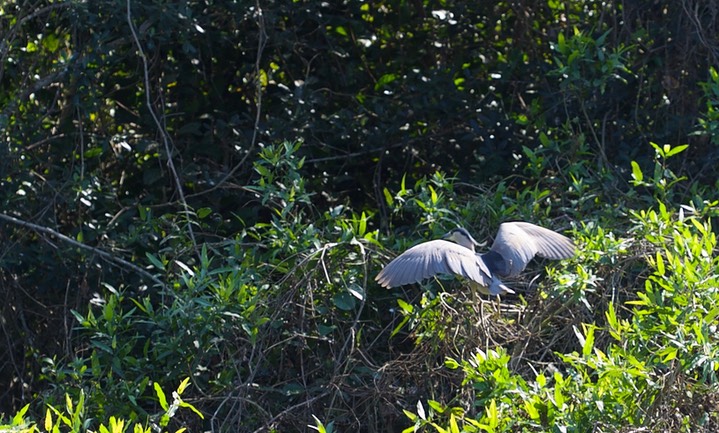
443 227 480 251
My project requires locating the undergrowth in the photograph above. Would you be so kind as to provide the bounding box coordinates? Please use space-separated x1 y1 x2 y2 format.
3 140 718 432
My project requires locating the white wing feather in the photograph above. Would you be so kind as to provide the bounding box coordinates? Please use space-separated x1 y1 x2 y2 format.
490 222 575 277
375 240 492 288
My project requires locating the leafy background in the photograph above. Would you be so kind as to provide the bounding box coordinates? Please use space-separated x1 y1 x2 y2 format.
1 0 718 432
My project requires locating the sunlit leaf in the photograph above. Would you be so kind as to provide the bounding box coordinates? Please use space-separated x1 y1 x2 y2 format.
396 298 413 314
665 144 688 157
45 408 52 432
630 161 643 182
375 73 397 91
449 413 460 433
655 251 664 276
383 187 394 206
427 400 444 414
154 382 169 411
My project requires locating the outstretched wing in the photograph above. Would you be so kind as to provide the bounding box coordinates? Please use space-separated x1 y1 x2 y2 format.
376 240 492 288
490 222 575 277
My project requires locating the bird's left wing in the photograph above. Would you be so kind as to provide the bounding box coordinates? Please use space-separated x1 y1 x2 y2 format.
376 239 492 288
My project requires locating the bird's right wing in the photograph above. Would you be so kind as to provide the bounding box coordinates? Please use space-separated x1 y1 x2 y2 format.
490 222 576 277
376 240 492 288
510 222 576 259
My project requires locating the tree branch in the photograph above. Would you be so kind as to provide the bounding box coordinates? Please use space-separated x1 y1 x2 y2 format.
0 212 166 290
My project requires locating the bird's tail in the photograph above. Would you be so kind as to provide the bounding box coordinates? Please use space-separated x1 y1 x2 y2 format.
488 277 515 295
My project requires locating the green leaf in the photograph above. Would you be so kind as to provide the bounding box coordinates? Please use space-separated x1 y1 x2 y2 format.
396 298 413 314
705 306 719 323
414 198 429 212
524 399 540 420
429 185 438 204
605 302 622 341
445 357 459 369
332 292 356 311
557 32 566 51
45 408 53 432
630 161 643 182
538 132 551 147
649 141 662 156
145 252 165 271
402 409 418 422
536 373 546 387
197 207 212 219
69 309 87 325
582 324 595 357
13 404 30 425
665 144 688 157
154 382 169 411
65 394 73 415
375 73 397 91
358 211 367 236
449 413 460 433
317 324 336 336
177 377 191 394
391 315 410 337
486 399 498 428
383 187 394 206
661 347 678 363
91 341 113 354
655 251 665 276
427 400 445 414
554 381 566 408
179 400 205 420
42 34 61 52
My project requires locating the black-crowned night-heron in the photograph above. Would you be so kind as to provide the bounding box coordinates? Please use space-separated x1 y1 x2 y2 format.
375 222 575 295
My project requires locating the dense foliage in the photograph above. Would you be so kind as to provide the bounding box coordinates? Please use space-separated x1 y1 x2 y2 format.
1 0 719 432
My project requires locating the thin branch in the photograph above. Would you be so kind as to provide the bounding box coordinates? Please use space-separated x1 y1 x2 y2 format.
126 0 198 251
0 212 166 290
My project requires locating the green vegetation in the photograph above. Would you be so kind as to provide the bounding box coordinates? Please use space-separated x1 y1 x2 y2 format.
1 0 718 432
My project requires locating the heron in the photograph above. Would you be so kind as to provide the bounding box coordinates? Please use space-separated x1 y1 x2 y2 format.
375 222 575 296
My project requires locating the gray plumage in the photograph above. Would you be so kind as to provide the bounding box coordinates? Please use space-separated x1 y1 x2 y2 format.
375 222 576 295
